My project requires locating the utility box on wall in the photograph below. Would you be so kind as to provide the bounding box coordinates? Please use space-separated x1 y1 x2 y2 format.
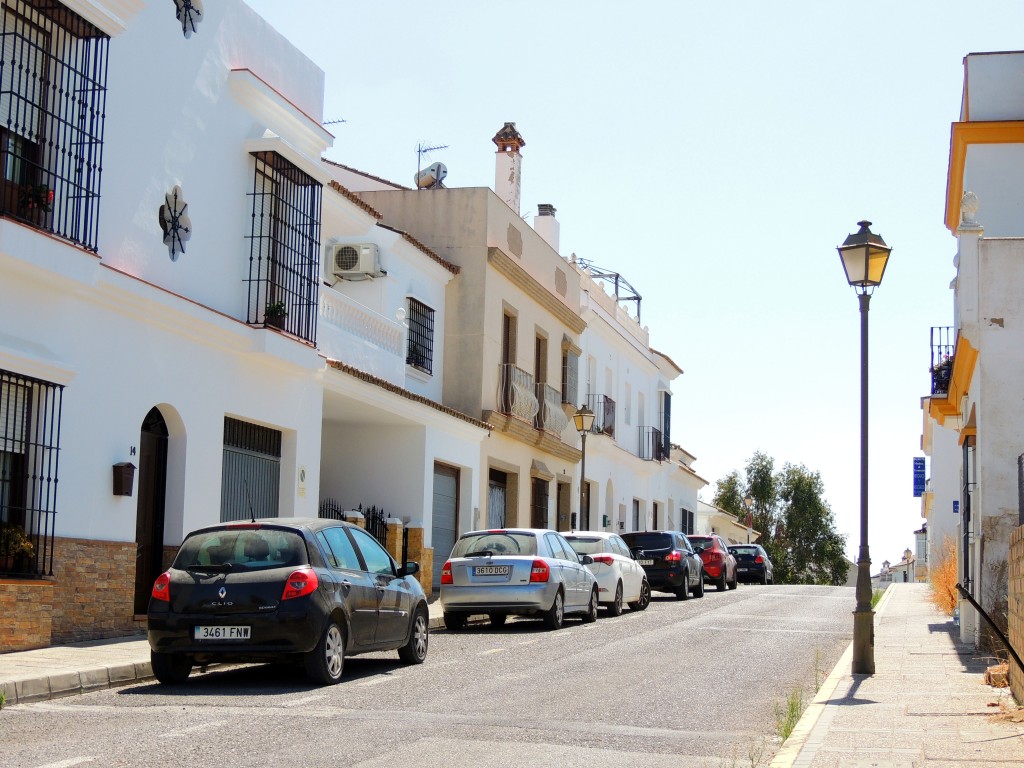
112 462 136 496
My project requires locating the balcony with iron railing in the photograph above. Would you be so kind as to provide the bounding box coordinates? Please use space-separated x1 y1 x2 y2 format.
638 425 666 462
535 382 569 434
498 364 539 423
930 326 954 396
585 394 616 437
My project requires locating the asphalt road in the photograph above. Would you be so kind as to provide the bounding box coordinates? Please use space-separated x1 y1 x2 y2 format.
2 584 853 768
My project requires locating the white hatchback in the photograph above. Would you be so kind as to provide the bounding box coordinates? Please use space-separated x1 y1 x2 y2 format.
564 532 651 615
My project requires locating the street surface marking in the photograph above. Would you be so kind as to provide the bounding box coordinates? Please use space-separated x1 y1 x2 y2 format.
356 677 389 687
34 760 95 768
160 720 227 738
282 695 326 707
480 648 505 655
696 625 848 636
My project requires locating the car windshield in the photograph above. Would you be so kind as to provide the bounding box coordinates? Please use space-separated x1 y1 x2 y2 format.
622 533 672 550
174 527 307 572
450 531 537 558
731 546 759 556
564 537 603 555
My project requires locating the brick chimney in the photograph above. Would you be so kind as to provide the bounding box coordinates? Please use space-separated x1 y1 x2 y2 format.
534 203 559 253
492 122 525 214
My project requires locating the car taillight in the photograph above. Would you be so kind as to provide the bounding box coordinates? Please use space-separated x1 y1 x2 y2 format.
592 555 614 566
706 551 722 564
441 561 453 585
755 555 765 564
530 559 550 582
281 567 319 600
665 550 682 563
151 571 171 602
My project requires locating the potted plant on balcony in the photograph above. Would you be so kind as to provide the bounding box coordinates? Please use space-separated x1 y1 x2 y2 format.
264 300 288 329
0 521 34 572
930 355 952 394
19 184 53 214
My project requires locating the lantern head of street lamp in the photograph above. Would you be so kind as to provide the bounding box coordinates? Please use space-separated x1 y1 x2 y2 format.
573 404 595 436
837 220 891 293
743 495 753 511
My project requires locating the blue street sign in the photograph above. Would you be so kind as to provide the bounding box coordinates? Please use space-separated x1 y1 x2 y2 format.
913 457 926 497
953 500 960 515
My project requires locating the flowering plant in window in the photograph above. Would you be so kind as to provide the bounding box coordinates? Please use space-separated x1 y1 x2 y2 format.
19 184 54 213
0 522 34 560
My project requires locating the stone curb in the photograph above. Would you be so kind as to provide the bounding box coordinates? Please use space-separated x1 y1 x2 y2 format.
768 584 895 768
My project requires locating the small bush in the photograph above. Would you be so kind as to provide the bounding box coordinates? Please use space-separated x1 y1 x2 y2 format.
929 535 957 615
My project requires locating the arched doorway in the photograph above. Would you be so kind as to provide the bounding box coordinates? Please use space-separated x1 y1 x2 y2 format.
133 407 168 615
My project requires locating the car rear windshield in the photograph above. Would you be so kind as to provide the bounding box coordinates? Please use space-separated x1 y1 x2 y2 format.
688 536 713 547
451 531 537 557
621 533 673 550
174 528 308 572
564 537 602 555
731 546 759 556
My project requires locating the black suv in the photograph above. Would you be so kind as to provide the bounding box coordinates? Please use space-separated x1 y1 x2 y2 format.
620 530 704 599
728 544 775 584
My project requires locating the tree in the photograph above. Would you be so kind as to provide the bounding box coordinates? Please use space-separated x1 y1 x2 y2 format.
712 453 848 586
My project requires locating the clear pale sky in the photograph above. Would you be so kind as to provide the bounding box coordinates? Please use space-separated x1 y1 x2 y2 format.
245 0 1024 566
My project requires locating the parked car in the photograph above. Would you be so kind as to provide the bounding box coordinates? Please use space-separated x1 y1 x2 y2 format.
687 534 738 591
439 528 599 630
620 530 704 599
563 531 651 615
147 517 429 686
728 544 775 584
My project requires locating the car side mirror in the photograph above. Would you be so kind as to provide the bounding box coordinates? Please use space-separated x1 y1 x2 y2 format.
398 561 420 577
579 554 594 565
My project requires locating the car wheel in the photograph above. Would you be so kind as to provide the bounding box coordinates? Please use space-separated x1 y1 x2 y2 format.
717 569 728 591
582 587 599 624
488 612 508 627
608 581 624 616
543 589 565 630
676 570 690 600
761 570 769 586
398 606 429 664
443 611 467 631
629 579 651 611
728 569 739 590
692 574 705 598
151 651 192 685
304 619 345 685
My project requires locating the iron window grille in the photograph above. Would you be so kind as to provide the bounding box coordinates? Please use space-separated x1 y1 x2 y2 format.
0 1 109 251
406 298 434 374
0 367 62 578
929 325 954 396
245 151 321 344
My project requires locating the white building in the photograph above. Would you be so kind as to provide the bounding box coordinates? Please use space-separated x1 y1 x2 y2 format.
0 0 485 650
926 49 1024 646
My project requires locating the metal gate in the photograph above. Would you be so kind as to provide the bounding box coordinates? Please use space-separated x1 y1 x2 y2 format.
220 418 281 522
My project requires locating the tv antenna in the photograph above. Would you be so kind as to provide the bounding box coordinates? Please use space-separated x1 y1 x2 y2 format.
417 142 448 187
324 118 347 126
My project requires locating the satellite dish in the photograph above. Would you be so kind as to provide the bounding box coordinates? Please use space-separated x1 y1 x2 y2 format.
415 162 447 189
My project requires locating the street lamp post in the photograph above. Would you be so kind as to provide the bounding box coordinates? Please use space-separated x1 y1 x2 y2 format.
573 405 595 530
836 220 892 676
743 495 754 543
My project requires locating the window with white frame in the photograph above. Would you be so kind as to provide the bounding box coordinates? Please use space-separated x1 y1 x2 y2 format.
406 298 434 374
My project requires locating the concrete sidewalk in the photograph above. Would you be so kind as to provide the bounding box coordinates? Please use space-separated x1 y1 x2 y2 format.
771 582 1024 768
0 599 455 706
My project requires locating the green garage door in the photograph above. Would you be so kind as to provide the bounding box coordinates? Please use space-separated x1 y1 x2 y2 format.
431 463 458 587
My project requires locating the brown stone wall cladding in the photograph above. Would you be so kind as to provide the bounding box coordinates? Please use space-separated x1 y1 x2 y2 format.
1009 525 1024 705
50 537 143 645
0 579 54 652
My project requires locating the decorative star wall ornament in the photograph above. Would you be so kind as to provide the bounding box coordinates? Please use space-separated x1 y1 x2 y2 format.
159 185 192 261
173 0 203 39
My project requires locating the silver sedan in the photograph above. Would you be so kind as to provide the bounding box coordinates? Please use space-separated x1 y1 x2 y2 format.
439 528 599 630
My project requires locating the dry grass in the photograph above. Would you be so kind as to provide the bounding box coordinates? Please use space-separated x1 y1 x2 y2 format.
929 535 958 615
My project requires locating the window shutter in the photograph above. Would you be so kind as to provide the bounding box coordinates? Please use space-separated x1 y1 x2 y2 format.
0 377 27 453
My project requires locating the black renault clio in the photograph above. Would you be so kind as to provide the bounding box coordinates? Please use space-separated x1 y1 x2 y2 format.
148 518 428 685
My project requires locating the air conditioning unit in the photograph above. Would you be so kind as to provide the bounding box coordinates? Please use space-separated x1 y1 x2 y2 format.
332 243 380 280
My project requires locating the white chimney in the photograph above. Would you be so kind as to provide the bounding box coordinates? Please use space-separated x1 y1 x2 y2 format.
534 203 560 253
492 122 525 214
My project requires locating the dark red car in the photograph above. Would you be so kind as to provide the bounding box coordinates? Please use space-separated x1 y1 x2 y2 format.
687 534 738 591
